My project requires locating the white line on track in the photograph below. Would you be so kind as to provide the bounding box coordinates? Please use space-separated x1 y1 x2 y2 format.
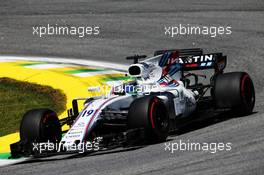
73 70 121 77
24 63 67 69
0 55 128 71
0 158 31 167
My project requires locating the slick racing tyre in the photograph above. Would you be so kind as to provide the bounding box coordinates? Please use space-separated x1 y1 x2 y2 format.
128 96 169 143
20 109 62 144
213 72 255 115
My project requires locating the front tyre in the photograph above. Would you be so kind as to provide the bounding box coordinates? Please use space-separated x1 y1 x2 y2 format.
20 108 62 144
128 96 169 143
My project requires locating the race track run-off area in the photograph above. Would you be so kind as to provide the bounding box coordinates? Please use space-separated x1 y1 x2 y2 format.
0 0 264 174
0 56 127 165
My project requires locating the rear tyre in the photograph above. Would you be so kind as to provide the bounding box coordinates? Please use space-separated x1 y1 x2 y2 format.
128 96 169 143
20 109 62 145
213 72 255 115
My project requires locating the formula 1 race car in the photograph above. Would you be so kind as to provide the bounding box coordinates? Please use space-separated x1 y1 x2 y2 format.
10 48 255 158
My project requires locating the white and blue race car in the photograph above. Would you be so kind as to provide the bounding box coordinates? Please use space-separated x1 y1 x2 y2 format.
10 48 255 158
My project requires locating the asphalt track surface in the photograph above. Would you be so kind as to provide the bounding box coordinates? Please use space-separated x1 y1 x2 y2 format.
1 0 264 174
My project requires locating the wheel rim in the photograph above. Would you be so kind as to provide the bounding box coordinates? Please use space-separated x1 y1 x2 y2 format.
41 113 61 142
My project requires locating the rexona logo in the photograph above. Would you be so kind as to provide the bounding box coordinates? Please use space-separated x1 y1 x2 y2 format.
178 54 214 64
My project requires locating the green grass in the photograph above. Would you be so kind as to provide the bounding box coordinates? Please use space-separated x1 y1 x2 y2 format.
0 78 66 137
0 153 11 159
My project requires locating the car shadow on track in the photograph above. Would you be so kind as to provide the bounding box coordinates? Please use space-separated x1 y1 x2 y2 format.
173 110 258 136
13 146 144 165
13 111 257 165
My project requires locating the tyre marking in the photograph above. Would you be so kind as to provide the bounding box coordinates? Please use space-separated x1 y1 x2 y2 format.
150 98 158 129
241 74 249 98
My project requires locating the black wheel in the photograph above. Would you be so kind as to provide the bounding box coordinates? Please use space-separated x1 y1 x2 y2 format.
213 72 255 115
20 109 62 143
128 96 169 142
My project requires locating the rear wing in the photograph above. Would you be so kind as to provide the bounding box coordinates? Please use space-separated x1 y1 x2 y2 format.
154 48 227 72
180 53 227 72
154 48 203 57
